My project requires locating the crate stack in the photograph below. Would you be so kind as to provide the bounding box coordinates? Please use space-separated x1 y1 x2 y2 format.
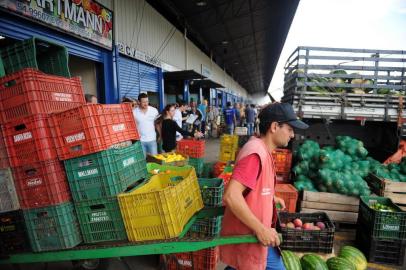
219 134 238 162
166 177 223 270
0 37 85 252
176 139 205 176
52 103 146 244
356 196 406 266
119 164 203 242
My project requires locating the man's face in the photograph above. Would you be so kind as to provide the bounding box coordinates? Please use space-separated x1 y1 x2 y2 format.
140 97 149 109
274 123 295 147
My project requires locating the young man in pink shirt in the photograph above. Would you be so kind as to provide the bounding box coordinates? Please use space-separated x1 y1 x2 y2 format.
221 103 308 270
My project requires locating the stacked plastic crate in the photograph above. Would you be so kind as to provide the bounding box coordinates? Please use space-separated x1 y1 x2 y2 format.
356 196 406 266
271 149 293 183
52 103 146 244
176 139 205 176
0 38 84 252
219 135 238 162
165 177 224 270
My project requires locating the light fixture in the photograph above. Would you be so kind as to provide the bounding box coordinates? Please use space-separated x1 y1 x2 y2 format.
234 61 239 65
0 36 5 40
196 1 207 7
221 40 229 45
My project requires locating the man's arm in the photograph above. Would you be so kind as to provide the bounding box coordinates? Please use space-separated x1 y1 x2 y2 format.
223 180 280 247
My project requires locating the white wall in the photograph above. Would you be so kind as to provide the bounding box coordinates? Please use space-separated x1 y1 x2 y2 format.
113 0 249 98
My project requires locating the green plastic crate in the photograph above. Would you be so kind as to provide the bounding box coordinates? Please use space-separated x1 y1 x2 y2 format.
190 216 222 237
197 178 224 207
75 196 127 243
64 141 147 201
201 162 215 178
189 157 204 176
23 202 82 252
0 37 70 78
359 196 406 240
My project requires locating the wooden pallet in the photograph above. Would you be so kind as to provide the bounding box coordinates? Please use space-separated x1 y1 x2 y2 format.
300 191 360 224
366 174 406 210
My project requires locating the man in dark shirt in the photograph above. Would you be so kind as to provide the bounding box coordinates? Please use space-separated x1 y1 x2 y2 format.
223 102 236 134
245 104 257 136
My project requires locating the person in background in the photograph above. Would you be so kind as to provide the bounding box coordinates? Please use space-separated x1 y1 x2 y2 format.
174 101 188 141
85 94 98 104
198 99 208 134
206 106 215 138
239 103 246 127
234 103 241 127
223 102 236 135
133 93 159 156
220 103 309 270
245 104 256 136
160 104 203 152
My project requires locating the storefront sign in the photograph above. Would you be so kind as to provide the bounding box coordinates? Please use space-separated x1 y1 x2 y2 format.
201 64 211 78
0 0 113 49
117 42 179 72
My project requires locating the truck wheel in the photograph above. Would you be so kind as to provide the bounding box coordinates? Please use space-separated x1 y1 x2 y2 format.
72 259 109 270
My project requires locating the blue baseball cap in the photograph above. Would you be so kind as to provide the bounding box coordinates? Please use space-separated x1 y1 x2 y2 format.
259 103 309 129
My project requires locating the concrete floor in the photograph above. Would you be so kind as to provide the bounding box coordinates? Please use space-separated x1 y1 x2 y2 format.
2 138 403 270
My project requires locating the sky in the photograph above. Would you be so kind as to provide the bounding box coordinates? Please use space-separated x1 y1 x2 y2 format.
256 0 406 104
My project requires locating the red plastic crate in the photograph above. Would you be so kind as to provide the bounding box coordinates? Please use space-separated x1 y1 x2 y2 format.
3 114 57 167
218 172 232 186
49 104 140 160
176 139 205 158
0 128 9 169
275 183 298 213
213 161 226 177
12 159 71 209
272 149 292 174
0 68 85 124
164 247 219 270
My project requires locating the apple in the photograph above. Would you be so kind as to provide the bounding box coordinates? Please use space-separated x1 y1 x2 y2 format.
316 222 326 230
313 226 321 230
293 218 303 228
280 223 286 228
302 223 313 230
286 222 295 229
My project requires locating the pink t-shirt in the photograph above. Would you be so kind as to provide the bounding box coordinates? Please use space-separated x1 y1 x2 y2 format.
232 153 261 190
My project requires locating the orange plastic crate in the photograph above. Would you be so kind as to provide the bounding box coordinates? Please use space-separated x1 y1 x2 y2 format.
0 68 85 124
275 183 298 213
50 104 140 160
272 149 292 174
176 139 205 158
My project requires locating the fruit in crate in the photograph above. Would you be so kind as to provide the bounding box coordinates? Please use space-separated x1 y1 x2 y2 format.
293 218 303 228
369 202 396 212
316 222 325 229
302 223 313 230
153 153 185 162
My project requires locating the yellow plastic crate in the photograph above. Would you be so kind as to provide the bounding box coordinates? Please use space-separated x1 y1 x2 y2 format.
220 135 238 149
219 145 237 162
118 165 203 241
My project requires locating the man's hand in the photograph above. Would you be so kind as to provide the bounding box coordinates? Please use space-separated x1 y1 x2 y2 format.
254 226 281 247
274 196 286 211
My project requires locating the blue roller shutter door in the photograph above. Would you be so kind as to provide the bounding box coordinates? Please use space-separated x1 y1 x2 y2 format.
117 56 159 99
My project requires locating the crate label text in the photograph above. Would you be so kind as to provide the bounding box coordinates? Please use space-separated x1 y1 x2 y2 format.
112 123 125 132
65 132 85 143
13 132 32 143
78 168 98 177
53 93 73 102
123 157 135 167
